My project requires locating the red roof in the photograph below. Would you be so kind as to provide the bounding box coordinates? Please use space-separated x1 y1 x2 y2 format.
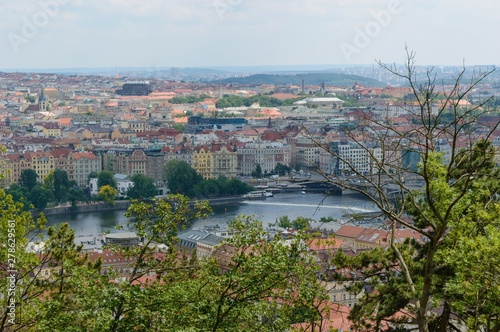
335 225 365 239
260 131 284 142
49 148 71 158
72 152 98 161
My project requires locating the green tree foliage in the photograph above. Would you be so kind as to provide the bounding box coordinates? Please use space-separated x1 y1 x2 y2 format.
97 170 117 189
164 160 202 196
19 169 38 191
25 95 36 103
0 188 48 331
43 171 54 191
68 187 88 207
5 184 30 208
192 176 253 198
1 190 329 331
251 164 262 178
215 94 245 109
29 184 54 210
171 123 185 133
278 215 292 228
168 93 210 104
164 161 252 198
274 163 291 176
87 171 98 181
126 174 157 199
317 50 500 332
215 94 303 109
28 223 104 331
319 216 336 223
162 216 326 331
217 72 385 88
278 216 312 230
98 185 117 205
0 213 103 331
53 169 70 203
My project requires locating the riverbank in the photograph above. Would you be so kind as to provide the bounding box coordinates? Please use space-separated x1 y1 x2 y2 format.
41 200 132 216
39 195 262 217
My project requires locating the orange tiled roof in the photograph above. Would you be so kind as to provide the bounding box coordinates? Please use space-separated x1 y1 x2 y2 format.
335 225 365 238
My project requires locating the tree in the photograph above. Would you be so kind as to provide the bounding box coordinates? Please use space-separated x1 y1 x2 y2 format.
97 170 116 189
68 187 88 207
99 198 327 332
98 185 117 205
53 169 70 203
43 171 54 191
251 164 262 178
29 184 53 210
171 124 185 133
25 95 36 103
274 163 291 176
192 176 253 198
87 171 98 181
28 223 104 331
278 215 292 228
126 174 157 199
310 49 500 331
292 217 312 230
5 184 30 208
0 188 49 331
319 216 336 223
1 188 331 331
19 169 38 191
164 160 202 196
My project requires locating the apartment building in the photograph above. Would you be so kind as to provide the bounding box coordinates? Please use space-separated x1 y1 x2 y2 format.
192 144 237 179
164 145 194 166
237 142 291 175
103 149 147 176
330 141 383 176
72 152 101 187
24 152 55 181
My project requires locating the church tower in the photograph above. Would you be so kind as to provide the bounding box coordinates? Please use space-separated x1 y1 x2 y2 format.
39 87 48 111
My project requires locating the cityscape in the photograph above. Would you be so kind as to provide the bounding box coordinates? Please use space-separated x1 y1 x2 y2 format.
1 1 500 331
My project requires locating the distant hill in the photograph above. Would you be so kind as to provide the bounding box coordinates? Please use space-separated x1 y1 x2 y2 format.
215 73 386 87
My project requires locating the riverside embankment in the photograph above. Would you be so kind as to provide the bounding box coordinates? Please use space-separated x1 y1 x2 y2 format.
40 195 261 217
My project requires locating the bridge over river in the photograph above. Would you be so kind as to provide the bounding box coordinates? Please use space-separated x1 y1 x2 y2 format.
273 174 425 197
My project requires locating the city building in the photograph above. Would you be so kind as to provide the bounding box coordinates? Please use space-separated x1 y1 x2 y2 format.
192 144 237 179
237 141 291 175
115 81 152 96
103 149 147 176
72 152 101 187
329 141 383 175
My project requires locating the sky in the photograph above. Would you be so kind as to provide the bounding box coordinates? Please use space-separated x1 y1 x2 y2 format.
1 0 499 70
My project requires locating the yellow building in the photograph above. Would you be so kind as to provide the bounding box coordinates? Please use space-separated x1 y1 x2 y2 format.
193 146 211 179
75 104 92 113
5 153 33 185
44 87 58 99
193 144 237 179
41 122 62 137
0 156 13 187
24 152 55 181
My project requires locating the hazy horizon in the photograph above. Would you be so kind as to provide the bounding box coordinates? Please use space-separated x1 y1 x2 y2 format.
1 1 499 70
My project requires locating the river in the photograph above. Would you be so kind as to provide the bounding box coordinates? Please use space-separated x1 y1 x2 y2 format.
46 192 377 237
